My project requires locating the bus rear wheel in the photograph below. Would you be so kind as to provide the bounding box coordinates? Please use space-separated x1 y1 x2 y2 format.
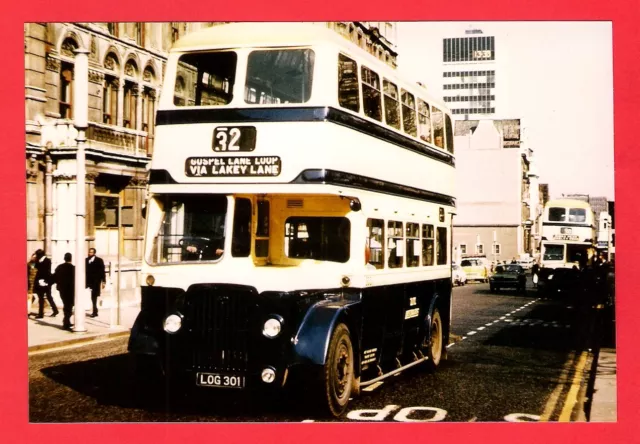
424 308 443 373
322 323 354 417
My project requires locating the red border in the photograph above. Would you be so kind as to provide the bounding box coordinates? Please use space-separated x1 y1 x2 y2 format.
5 1 639 443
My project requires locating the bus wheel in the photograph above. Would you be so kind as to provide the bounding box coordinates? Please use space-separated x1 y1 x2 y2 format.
424 308 443 373
322 323 354 417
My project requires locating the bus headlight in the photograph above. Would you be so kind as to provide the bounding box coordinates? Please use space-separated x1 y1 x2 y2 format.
263 318 282 338
163 314 182 334
146 274 155 286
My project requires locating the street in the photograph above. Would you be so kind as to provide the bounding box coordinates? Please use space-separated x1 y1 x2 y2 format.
29 278 604 423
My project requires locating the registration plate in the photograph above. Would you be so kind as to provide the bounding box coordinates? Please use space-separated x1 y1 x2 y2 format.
196 372 245 388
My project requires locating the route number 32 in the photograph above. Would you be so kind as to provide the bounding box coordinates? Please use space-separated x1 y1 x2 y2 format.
213 126 256 152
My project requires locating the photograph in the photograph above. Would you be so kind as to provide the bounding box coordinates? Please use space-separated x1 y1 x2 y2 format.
23 20 618 425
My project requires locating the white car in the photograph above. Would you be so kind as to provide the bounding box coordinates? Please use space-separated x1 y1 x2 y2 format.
516 258 535 270
452 264 467 286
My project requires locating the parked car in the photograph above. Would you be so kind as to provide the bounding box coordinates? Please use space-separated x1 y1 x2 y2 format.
490 264 527 293
452 264 467 286
460 258 488 282
516 257 535 270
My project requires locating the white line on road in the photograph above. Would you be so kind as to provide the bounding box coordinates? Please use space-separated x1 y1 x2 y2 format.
467 331 477 336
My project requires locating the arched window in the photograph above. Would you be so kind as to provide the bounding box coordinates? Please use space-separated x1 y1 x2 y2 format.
59 62 74 119
103 76 118 124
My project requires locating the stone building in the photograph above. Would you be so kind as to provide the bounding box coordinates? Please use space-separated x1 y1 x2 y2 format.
24 22 398 297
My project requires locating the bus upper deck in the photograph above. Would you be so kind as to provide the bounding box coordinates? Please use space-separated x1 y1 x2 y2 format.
150 23 455 201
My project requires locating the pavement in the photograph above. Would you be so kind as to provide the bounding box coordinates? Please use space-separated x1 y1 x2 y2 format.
26 289 617 423
27 300 139 352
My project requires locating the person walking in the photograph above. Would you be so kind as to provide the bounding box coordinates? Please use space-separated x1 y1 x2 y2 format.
27 253 38 314
34 249 58 319
53 253 75 330
531 261 540 288
85 248 106 318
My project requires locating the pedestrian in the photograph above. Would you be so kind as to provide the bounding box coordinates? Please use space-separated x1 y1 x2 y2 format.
27 253 37 314
531 262 540 288
85 248 106 318
53 253 75 330
33 249 58 319
510 257 517 264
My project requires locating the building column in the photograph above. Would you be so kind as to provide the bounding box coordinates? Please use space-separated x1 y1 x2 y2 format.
44 154 54 257
117 76 125 127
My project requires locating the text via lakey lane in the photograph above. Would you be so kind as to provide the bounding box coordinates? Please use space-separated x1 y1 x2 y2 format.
185 156 281 177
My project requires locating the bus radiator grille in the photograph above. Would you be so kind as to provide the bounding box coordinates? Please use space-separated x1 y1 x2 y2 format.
185 287 251 372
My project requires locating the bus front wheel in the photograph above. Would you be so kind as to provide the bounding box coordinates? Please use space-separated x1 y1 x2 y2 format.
424 308 443 373
322 323 354 417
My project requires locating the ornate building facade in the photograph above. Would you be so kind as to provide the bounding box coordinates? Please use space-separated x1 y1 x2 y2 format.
25 21 397 270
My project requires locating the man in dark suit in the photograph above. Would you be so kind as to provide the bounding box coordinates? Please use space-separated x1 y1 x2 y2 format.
85 248 106 318
34 249 58 319
54 253 75 330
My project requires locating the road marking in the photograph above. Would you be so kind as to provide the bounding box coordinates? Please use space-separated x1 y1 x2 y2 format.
476 326 485 331
540 352 576 421
466 331 477 336
559 351 589 422
485 322 494 326
500 316 506 320
446 343 455 348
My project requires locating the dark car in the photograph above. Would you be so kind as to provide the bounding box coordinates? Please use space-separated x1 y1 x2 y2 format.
490 264 527 293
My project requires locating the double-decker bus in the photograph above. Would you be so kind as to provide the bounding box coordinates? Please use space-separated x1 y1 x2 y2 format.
128 23 456 417
537 199 596 296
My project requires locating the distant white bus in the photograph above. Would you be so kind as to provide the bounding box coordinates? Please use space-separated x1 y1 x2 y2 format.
539 199 596 269
128 23 456 417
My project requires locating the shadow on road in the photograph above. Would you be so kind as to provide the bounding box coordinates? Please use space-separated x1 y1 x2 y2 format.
37 354 319 421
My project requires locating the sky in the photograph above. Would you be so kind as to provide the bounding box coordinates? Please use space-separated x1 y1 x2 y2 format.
395 22 614 201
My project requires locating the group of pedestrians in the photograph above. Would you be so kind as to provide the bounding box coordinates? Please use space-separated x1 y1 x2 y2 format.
27 248 106 331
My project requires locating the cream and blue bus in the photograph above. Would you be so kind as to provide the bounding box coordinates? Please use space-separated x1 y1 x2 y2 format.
128 23 456 417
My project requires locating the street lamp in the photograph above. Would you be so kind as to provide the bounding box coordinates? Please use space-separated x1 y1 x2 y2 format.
73 48 89 333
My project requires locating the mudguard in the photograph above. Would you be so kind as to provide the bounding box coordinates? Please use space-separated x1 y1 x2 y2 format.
293 298 361 366
127 311 161 355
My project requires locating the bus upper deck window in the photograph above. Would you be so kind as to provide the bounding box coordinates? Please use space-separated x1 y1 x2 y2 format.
174 52 237 106
549 208 566 222
445 113 454 154
383 79 401 130
338 54 360 112
245 49 315 104
417 99 432 143
361 66 382 121
432 106 444 149
568 208 586 223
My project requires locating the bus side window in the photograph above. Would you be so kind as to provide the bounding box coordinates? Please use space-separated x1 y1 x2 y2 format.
406 222 420 267
401 89 417 137
338 54 360 113
361 66 382 121
383 79 401 130
417 99 432 143
232 198 252 257
387 220 404 268
436 226 448 265
422 224 434 266
366 218 385 269
445 113 454 154
432 106 444 149
254 200 270 257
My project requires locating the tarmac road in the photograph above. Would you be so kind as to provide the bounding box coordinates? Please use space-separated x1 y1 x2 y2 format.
29 280 596 422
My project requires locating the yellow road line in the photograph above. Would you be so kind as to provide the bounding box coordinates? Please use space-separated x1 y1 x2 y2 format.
540 351 575 421
558 351 589 422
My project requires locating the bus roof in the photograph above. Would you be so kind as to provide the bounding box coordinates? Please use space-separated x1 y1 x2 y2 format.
546 199 592 209
170 22 450 112
173 22 353 51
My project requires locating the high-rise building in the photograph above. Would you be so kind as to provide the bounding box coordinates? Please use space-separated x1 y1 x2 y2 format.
442 28 498 119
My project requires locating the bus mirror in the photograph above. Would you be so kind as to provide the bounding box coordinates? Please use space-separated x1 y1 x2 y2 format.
349 199 361 212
